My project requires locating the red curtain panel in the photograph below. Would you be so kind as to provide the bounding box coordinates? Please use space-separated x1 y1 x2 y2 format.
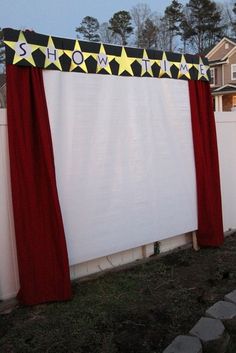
6 65 72 305
188 80 224 247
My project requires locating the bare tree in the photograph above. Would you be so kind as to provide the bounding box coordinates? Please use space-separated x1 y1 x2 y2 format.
155 16 173 51
217 2 232 37
131 3 153 47
224 0 236 35
99 22 121 44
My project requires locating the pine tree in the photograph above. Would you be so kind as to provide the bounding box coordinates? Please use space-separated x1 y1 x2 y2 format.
181 0 224 53
162 0 183 51
141 19 159 49
0 29 5 70
109 11 133 46
76 16 100 42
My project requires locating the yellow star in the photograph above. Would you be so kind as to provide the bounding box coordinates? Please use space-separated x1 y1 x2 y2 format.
41 36 63 71
140 49 153 77
64 40 96 72
159 52 172 78
117 47 135 76
194 57 210 81
174 55 192 79
96 44 113 75
4 31 38 66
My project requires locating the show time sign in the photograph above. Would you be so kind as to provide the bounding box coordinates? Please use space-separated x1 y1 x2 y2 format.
3 28 210 82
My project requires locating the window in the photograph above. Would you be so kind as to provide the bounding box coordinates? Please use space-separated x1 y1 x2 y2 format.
210 68 215 85
225 43 229 49
231 64 236 80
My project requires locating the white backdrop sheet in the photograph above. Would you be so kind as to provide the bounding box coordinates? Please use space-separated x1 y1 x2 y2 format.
43 72 198 265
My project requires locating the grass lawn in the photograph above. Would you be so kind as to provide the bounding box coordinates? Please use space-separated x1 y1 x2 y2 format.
1 233 236 353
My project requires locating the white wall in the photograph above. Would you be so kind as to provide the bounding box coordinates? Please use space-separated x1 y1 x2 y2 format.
1 109 236 300
0 109 19 300
215 112 236 231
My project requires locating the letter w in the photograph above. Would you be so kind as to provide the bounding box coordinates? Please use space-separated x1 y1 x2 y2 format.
98 54 108 66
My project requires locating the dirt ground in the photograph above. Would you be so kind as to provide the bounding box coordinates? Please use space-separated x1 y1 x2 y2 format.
1 233 236 353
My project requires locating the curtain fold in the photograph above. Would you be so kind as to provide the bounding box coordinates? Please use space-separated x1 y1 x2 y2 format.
6 65 72 305
188 80 224 247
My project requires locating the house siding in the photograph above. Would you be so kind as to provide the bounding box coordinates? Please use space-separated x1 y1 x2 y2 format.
209 41 235 61
214 65 222 86
224 52 236 84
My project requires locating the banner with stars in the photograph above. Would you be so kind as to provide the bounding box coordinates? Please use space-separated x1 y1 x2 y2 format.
3 28 210 82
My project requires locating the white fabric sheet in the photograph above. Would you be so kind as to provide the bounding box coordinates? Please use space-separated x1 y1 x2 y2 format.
43 71 197 265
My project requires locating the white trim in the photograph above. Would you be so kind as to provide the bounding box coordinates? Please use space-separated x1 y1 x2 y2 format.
231 64 236 80
206 37 236 59
209 61 227 66
219 95 223 112
222 64 225 86
213 90 236 95
215 96 219 111
215 95 223 112
214 84 236 92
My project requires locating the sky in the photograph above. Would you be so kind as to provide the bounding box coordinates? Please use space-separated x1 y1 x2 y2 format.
0 0 189 39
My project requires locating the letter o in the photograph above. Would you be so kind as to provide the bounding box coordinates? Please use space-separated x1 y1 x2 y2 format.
72 51 84 65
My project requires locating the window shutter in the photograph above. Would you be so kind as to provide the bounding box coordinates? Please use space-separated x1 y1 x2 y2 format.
210 68 215 84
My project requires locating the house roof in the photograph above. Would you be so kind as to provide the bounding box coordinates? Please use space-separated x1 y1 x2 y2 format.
208 44 236 65
209 58 228 66
212 84 236 94
225 36 236 44
221 46 236 61
206 37 236 59
0 74 6 88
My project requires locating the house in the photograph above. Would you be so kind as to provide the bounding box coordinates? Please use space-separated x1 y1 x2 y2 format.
206 37 236 111
0 74 6 108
